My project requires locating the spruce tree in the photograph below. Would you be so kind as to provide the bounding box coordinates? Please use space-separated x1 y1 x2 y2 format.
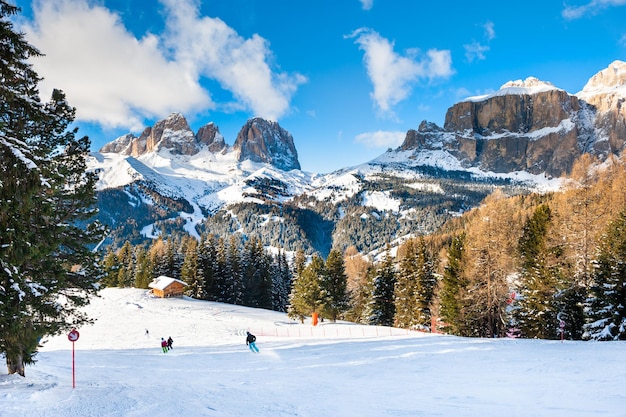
116 241 134 287
225 236 243 305
271 250 292 312
394 240 419 328
181 237 201 298
414 237 437 329
584 211 626 340
368 250 396 326
198 233 219 301
320 249 350 322
0 1 104 376
514 204 561 339
438 233 465 335
214 237 229 302
133 247 151 289
101 250 119 287
288 255 323 323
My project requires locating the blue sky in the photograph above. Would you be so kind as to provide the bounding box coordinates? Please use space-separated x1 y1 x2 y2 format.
12 0 626 173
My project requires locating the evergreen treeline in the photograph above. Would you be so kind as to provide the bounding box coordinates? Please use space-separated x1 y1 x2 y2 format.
102 151 626 343
101 234 294 312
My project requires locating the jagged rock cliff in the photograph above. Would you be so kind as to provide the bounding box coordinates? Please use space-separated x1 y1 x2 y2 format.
398 64 626 177
195 122 226 153
576 60 626 156
233 117 301 171
99 113 199 156
99 114 299 171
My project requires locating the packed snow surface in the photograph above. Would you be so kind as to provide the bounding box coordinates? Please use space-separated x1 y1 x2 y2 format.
2 288 624 417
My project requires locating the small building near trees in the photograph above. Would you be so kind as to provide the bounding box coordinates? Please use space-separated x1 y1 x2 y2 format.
149 276 187 298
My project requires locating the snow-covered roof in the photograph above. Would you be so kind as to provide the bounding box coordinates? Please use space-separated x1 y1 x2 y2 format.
148 276 187 290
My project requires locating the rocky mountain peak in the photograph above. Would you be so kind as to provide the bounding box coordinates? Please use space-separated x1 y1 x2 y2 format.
576 60 626 155
233 117 301 171
139 112 197 155
98 115 300 170
401 76 584 176
579 60 626 94
196 122 226 153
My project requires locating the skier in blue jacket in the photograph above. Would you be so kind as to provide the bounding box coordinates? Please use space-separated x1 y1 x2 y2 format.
246 331 259 352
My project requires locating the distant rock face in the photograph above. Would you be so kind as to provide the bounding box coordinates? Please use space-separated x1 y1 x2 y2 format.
233 118 301 171
399 64 626 177
577 60 626 156
134 113 197 156
196 122 226 153
100 113 199 157
99 114 301 171
99 133 135 154
444 88 583 176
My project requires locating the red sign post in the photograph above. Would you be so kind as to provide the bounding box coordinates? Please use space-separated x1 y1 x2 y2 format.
67 329 80 388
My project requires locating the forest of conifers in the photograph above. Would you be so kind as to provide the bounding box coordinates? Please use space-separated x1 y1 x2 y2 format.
101 153 626 341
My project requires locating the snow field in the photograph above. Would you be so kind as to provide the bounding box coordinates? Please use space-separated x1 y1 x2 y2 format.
1 288 625 417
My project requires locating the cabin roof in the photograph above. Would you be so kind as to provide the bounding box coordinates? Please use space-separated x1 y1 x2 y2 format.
148 276 187 291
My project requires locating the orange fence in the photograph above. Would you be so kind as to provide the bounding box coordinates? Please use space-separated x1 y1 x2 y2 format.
249 324 421 339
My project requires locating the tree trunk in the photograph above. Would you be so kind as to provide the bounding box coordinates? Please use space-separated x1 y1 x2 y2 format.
7 354 25 377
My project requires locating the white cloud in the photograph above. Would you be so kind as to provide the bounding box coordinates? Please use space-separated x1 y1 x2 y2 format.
562 0 626 19
22 0 211 131
347 28 453 115
160 0 306 122
484 21 496 41
354 130 405 148
20 0 305 131
464 21 495 63
464 41 490 63
360 0 374 10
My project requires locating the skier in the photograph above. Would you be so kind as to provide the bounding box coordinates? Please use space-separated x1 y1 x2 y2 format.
160 338 168 353
167 336 173 350
246 331 259 353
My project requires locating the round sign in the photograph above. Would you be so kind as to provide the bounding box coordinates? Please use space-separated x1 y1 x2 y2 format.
68 329 80 342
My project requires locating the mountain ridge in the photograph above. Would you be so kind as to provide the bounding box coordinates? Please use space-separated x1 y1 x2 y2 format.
91 61 626 255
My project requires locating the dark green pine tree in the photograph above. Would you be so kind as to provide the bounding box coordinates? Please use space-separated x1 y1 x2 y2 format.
214 237 229 303
320 249 350 322
514 204 562 339
584 211 626 340
116 241 135 287
198 233 219 301
133 247 152 289
394 240 419 328
101 250 120 287
414 237 437 329
241 237 272 309
224 236 243 305
438 233 466 335
0 1 104 376
181 237 202 298
288 255 324 323
368 250 396 326
271 250 293 312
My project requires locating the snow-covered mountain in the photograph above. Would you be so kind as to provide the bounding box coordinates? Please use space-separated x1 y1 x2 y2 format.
90 61 626 255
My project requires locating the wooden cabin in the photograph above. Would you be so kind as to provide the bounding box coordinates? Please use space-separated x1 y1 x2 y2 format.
149 276 187 298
